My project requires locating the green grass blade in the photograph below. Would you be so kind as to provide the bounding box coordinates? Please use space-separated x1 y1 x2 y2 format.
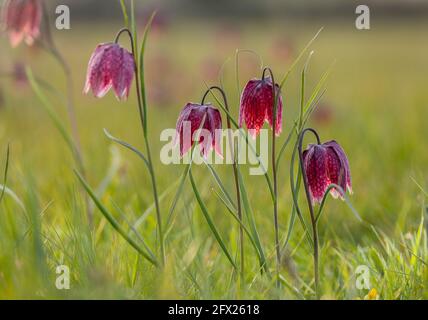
104 129 150 170
26 68 79 164
279 27 324 89
289 139 314 248
133 179 179 230
74 170 159 267
205 163 236 209
236 167 268 273
0 184 26 212
0 144 10 204
211 187 264 267
189 170 237 270
315 184 362 224
164 163 191 234
119 0 129 28
139 11 156 134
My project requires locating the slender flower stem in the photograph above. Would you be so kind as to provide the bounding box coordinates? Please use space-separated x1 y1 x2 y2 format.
115 28 165 266
262 67 281 290
297 128 321 298
39 2 92 226
202 86 244 280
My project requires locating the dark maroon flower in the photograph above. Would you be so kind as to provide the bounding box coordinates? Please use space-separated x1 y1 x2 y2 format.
175 103 222 158
84 43 135 101
1 0 42 47
303 140 352 204
239 77 283 138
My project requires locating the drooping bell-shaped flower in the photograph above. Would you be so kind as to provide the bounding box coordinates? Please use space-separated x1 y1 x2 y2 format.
175 103 222 158
302 140 352 204
1 0 42 47
84 43 135 101
239 77 283 138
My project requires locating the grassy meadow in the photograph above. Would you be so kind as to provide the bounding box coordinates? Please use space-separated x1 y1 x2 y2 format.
0 14 427 299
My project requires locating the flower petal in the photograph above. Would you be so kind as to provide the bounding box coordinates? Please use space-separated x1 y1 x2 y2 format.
304 144 329 204
239 79 269 138
324 140 352 194
112 46 135 101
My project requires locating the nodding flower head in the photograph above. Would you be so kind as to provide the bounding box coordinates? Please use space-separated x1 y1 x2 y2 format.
84 43 135 101
303 140 352 204
1 0 42 47
239 76 283 138
175 103 222 158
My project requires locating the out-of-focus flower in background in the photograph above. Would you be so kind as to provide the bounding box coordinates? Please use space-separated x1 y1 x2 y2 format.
200 57 222 82
214 24 242 55
270 37 294 63
312 102 334 126
12 62 27 87
139 5 170 37
1 0 42 47
0 85 5 109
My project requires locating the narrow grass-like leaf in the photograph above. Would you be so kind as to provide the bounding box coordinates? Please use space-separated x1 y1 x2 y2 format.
211 187 264 267
205 162 236 209
74 170 159 267
119 0 129 28
139 11 156 134
282 169 302 251
315 184 362 224
189 170 237 270
410 176 428 198
111 201 157 261
410 213 424 266
133 179 179 230
236 167 268 274
276 63 331 169
302 63 334 116
0 184 26 212
26 68 81 168
164 163 191 235
104 129 150 170
278 27 324 89
289 139 314 248
0 144 10 204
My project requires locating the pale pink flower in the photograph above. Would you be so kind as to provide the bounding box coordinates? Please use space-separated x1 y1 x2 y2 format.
84 43 135 101
175 103 222 157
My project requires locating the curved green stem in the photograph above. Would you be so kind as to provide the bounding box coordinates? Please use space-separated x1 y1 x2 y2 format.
297 128 321 298
115 27 165 266
202 86 245 279
262 67 281 290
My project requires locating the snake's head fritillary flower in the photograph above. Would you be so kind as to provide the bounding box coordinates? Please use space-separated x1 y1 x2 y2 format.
84 43 135 101
1 0 42 47
175 103 222 158
239 77 283 138
303 140 352 204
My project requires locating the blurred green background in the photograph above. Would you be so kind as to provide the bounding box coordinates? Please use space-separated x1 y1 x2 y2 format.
0 0 427 299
